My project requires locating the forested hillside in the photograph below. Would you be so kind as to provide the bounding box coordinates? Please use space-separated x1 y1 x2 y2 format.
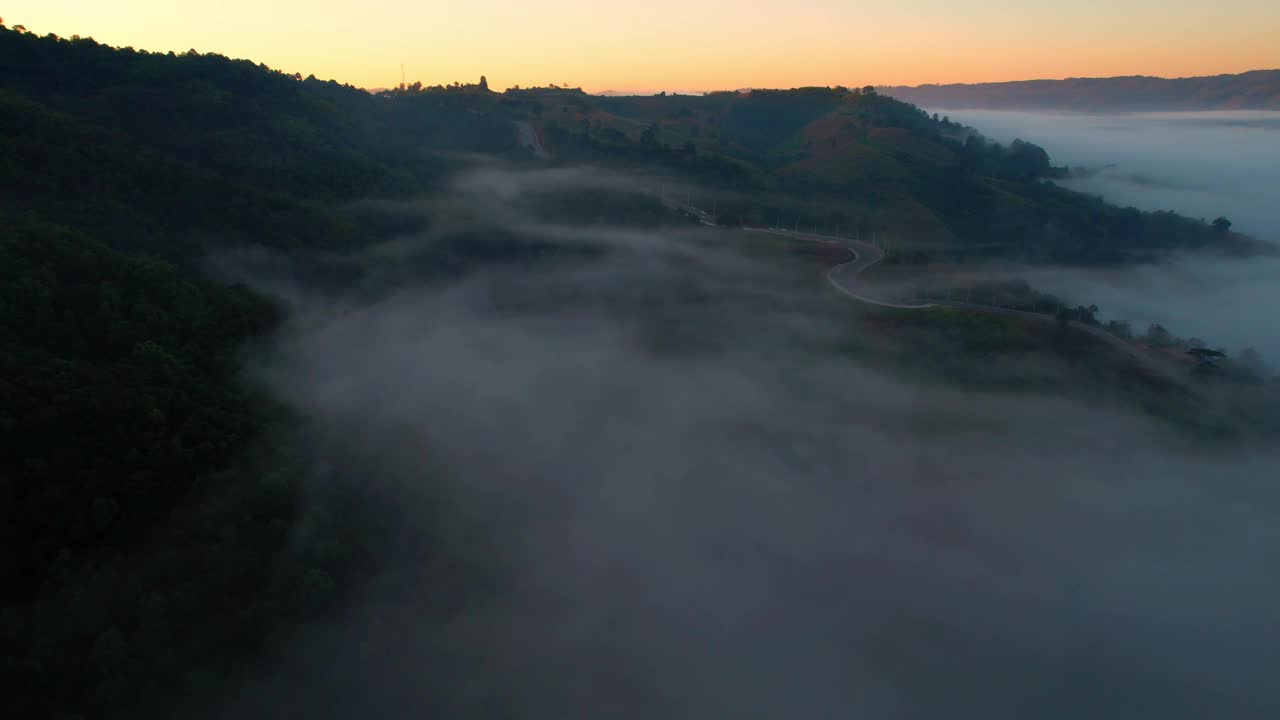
0 26 503 719
0 23 1268 719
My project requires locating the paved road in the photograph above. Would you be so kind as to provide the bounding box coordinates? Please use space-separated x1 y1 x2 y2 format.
746 227 1191 386
514 120 549 158
666 198 717 226
746 227 935 309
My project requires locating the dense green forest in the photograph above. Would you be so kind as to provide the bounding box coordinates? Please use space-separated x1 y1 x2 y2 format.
0 23 1270 719
0 26 490 718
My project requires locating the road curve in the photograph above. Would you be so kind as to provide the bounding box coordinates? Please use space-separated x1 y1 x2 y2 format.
745 227 935 309
745 227 1191 386
514 120 549 158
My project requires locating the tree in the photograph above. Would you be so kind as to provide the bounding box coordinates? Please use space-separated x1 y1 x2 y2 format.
862 85 876 95
1105 320 1133 339
1145 323 1174 347
1212 216 1232 233
479 75 489 91
1007 139 1052 180
640 122 659 148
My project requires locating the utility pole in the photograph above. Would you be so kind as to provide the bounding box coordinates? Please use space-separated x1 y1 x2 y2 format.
401 64 406 90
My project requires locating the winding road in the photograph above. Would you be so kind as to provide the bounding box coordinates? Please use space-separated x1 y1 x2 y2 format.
746 227 934 310
551 156 1174 379
742 226 1192 387
514 120 550 158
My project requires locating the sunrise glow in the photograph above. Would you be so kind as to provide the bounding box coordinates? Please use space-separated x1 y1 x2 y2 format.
7 0 1278 92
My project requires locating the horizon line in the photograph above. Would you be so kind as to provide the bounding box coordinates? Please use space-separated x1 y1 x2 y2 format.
367 67 1280 97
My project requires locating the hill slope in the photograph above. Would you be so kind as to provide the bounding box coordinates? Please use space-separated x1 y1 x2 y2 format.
520 86 1254 262
1 26 1270 719
0 27 510 720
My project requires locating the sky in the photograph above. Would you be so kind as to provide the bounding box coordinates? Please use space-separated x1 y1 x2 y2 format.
7 1 1279 92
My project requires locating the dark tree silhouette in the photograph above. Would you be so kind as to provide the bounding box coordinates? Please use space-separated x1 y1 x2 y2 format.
1145 323 1175 347
640 122 659 147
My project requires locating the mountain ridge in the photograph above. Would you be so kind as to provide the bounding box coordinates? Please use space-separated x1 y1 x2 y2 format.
880 69 1280 111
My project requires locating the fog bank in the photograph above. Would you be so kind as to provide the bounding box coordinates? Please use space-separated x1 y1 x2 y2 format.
932 110 1280 242
207 164 1280 719
1021 254 1280 362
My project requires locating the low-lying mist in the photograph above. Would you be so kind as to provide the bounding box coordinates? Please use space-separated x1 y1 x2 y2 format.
915 108 1279 369
207 163 1280 719
1021 254 1280 362
931 110 1280 243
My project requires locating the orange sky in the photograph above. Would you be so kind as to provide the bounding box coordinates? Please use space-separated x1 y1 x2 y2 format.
6 1 1279 92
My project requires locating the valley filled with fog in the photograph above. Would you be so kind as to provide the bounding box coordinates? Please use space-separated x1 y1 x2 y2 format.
934 110 1280 240
7 22 1279 719
925 109 1280 361
196 163 1280 720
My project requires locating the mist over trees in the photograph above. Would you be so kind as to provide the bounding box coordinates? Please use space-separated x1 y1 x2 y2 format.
3 24 1278 720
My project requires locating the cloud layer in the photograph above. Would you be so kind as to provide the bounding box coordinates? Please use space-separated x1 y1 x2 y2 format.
206 163 1280 720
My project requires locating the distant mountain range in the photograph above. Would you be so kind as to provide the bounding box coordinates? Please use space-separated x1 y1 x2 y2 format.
880 70 1280 111
593 89 709 97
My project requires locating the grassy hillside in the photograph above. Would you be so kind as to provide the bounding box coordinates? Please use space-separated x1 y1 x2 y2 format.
516 85 1258 262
